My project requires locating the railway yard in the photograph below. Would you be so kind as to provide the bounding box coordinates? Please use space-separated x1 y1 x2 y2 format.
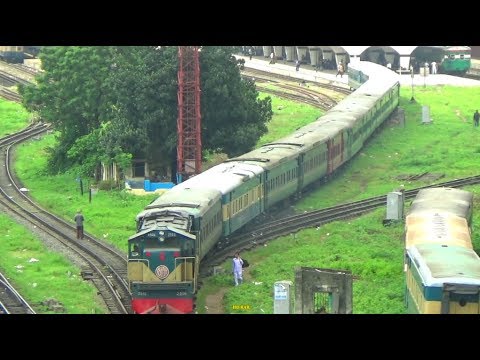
2 52 480 314
0 61 352 314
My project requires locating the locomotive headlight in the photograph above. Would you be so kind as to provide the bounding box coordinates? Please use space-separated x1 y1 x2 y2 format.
159 231 165 236
159 237 165 242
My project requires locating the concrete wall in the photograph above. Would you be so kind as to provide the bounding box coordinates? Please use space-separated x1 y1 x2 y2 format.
471 46 480 60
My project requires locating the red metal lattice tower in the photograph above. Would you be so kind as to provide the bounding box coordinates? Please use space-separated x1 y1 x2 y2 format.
176 46 202 183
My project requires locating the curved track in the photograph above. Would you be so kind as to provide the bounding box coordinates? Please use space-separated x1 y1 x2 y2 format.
242 68 351 111
0 61 36 102
0 125 132 314
0 87 21 102
242 67 352 95
201 175 480 272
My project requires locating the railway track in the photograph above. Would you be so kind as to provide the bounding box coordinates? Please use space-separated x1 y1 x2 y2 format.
0 70 31 87
0 87 21 102
279 83 338 109
0 125 132 314
254 85 331 110
242 67 352 95
0 61 36 102
242 67 350 110
200 175 480 272
0 61 37 83
8 63 41 77
0 271 36 314
464 68 480 80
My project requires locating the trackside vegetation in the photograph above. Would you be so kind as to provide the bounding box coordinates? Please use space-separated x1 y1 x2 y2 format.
19 46 273 178
0 100 30 137
2 84 480 313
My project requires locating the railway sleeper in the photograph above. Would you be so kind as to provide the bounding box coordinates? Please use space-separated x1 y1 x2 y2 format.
81 268 94 280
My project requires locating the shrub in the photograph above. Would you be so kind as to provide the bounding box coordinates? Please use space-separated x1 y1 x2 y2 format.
97 180 117 191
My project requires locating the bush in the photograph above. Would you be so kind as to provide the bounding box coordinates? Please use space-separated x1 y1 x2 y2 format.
97 180 117 191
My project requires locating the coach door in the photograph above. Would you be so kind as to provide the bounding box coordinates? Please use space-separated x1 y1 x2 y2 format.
340 132 345 164
297 155 304 193
327 139 334 174
327 133 344 174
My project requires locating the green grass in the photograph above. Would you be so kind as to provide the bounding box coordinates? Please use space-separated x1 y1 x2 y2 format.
221 208 407 314
0 213 107 314
14 134 157 253
0 99 31 137
256 92 324 146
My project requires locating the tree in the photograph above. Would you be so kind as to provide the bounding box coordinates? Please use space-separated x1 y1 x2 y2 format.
19 46 273 177
104 46 178 175
200 46 273 157
99 46 273 173
19 46 115 173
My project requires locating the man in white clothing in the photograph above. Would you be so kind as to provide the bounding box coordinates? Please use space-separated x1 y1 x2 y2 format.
232 252 244 286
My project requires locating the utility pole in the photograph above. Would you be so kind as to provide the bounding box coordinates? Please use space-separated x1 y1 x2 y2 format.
410 66 415 103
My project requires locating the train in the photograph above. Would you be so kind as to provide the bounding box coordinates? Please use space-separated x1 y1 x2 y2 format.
411 46 471 75
127 60 401 314
0 46 42 64
0 46 25 63
404 187 480 314
440 46 471 74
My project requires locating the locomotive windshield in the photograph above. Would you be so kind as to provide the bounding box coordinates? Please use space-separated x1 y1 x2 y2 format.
128 227 195 257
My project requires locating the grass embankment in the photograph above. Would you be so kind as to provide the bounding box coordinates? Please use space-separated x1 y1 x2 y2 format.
0 99 107 313
0 214 107 313
0 100 31 137
14 135 156 253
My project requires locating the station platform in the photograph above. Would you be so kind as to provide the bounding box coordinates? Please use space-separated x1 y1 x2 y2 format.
235 55 480 88
236 55 350 89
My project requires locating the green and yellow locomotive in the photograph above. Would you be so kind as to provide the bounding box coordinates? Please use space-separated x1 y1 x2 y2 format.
128 187 221 314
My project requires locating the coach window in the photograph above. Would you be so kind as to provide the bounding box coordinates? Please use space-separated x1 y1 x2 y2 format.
131 244 140 257
132 160 146 178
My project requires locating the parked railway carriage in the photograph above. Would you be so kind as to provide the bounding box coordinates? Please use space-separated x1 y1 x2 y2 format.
0 46 25 63
127 61 401 314
404 187 480 314
440 46 471 74
411 46 471 75
405 244 480 314
405 187 473 249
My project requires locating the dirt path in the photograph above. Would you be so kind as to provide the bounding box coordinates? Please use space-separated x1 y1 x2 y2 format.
205 287 228 314
204 267 252 314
